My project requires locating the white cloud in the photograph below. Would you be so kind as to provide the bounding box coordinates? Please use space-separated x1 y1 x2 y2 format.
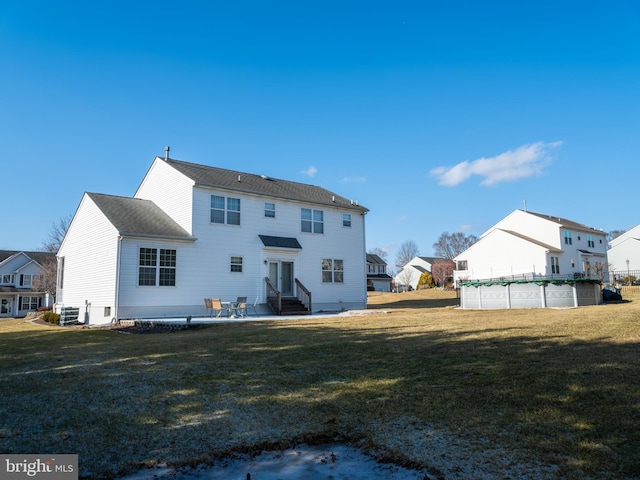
301 166 318 177
430 141 562 187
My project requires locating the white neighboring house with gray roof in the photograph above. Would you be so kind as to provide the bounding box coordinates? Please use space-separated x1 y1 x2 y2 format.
56 155 369 324
366 253 392 292
1 250 56 317
453 210 609 309
453 209 608 284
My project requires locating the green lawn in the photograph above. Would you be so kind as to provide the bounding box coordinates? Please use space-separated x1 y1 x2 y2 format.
1 289 639 479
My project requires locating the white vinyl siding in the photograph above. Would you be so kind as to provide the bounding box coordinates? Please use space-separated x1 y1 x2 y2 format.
56 194 120 323
135 158 195 234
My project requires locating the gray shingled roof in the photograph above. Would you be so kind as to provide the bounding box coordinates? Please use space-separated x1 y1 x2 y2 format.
259 235 302 249
366 253 387 265
165 158 369 213
418 256 454 265
525 210 602 233
411 265 429 273
87 193 194 240
0 250 56 266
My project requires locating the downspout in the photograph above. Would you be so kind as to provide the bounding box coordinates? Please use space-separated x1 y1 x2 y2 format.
114 236 123 323
361 210 368 308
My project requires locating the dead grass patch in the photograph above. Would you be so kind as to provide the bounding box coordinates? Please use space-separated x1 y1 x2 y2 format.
1 290 639 479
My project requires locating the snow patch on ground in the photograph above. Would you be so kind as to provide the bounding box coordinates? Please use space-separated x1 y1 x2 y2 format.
118 443 432 480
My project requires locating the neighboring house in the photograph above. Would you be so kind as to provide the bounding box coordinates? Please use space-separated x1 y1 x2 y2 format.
56 154 369 324
607 224 640 282
0 250 56 318
394 256 453 290
454 209 608 309
366 253 392 291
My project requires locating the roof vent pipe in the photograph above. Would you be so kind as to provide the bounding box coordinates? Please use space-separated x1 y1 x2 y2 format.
164 146 170 160
238 175 241 182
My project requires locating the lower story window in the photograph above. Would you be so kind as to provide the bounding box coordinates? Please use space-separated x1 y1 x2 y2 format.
551 256 560 274
230 256 243 272
322 259 344 283
19 296 39 310
139 248 177 286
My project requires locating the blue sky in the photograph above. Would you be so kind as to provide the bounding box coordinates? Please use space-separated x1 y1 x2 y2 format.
2 1 639 266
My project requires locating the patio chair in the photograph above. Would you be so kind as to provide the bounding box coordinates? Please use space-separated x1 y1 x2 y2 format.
204 298 213 317
235 296 247 318
210 298 229 318
247 296 259 316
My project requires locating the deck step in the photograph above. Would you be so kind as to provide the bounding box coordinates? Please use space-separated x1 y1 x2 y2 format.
280 298 310 315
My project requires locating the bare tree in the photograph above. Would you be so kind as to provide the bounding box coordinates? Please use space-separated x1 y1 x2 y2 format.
431 262 454 288
367 247 388 262
395 240 420 269
432 232 478 260
607 230 626 245
590 261 611 283
31 259 58 302
42 214 72 253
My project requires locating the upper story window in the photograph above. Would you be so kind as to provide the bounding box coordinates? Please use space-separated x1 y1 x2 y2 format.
139 248 176 286
20 274 34 288
211 195 241 225
564 230 572 245
342 213 352 227
587 234 595 248
1 274 14 285
264 203 275 218
301 208 324 234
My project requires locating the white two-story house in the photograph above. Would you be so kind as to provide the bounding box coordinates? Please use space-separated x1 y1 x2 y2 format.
0 250 56 317
453 209 608 309
56 154 369 324
455 209 608 282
